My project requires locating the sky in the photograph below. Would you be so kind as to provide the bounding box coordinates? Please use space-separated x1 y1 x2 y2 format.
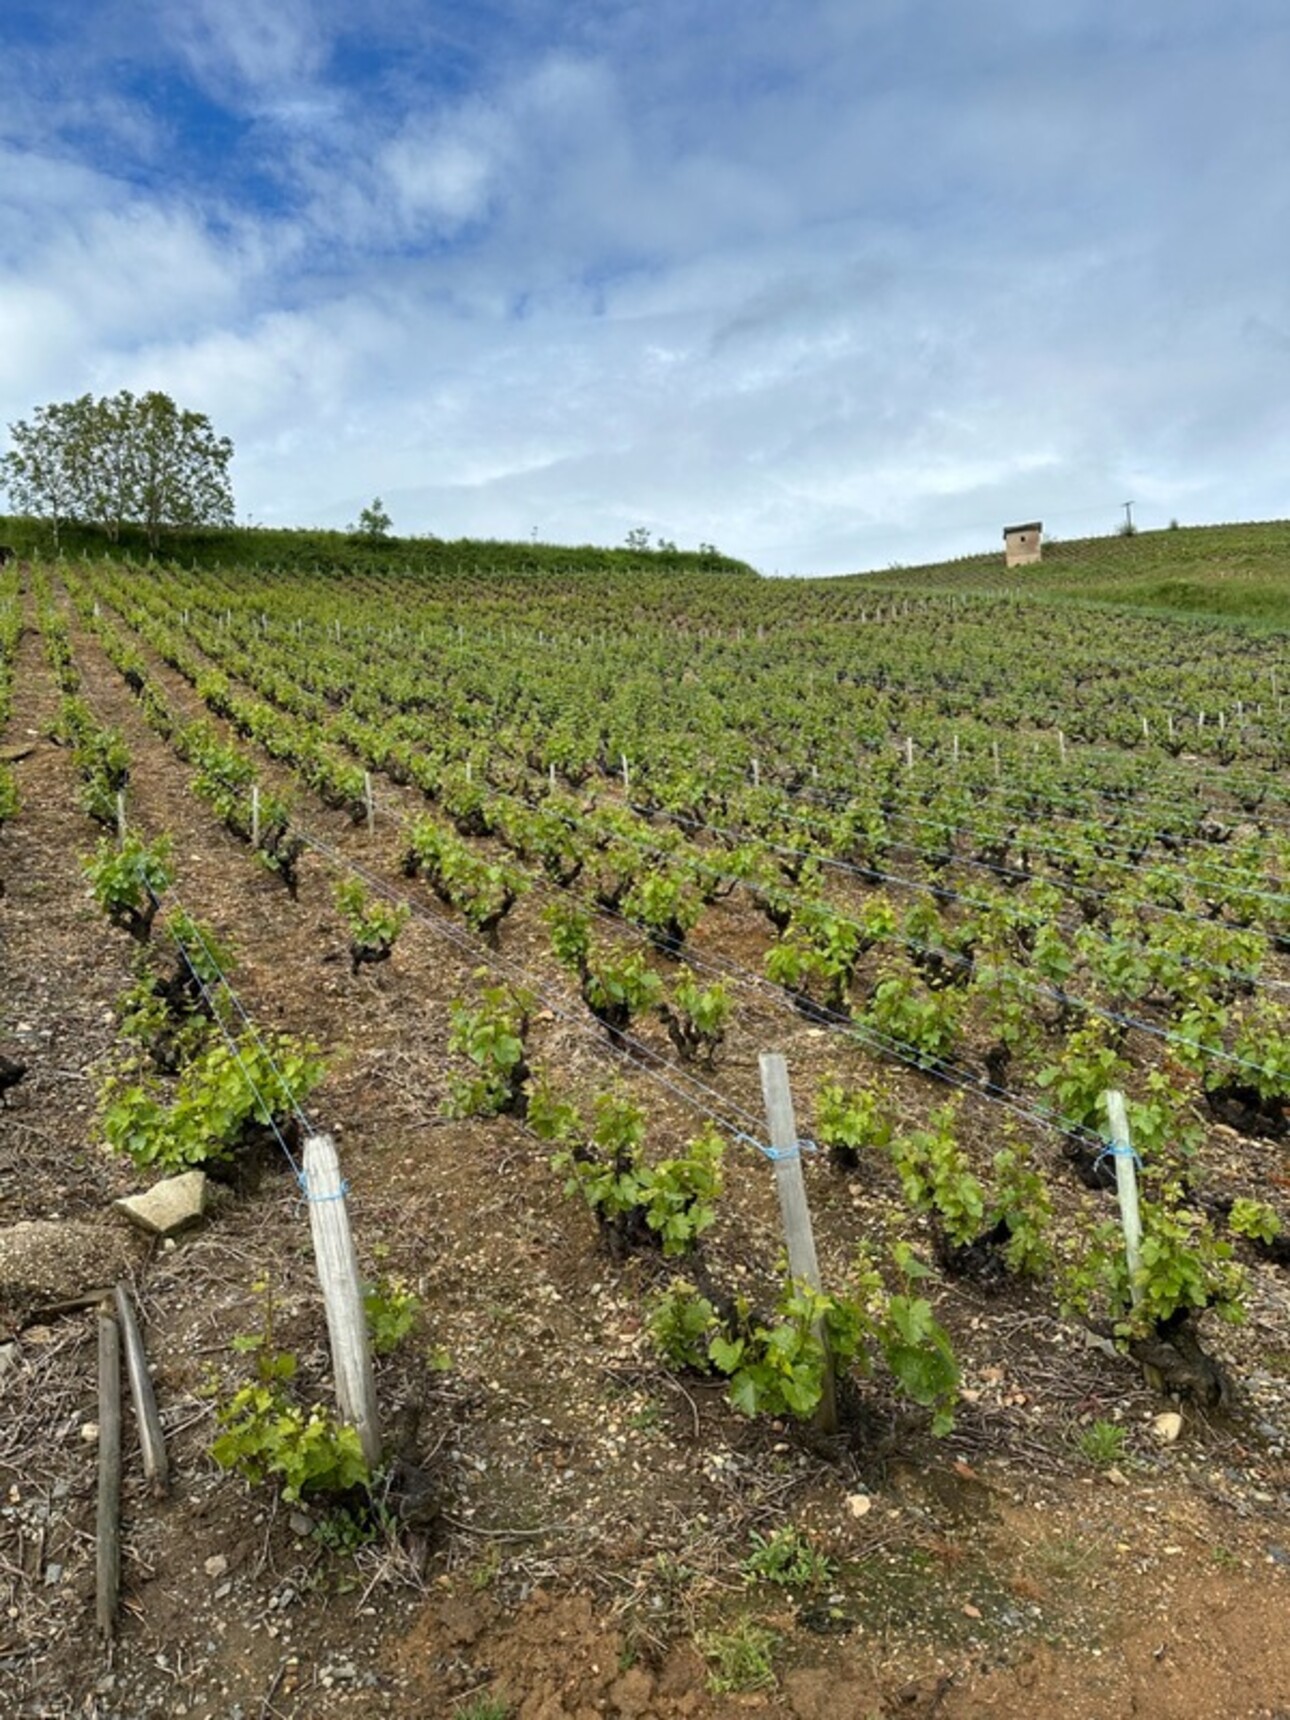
2 2 1289 575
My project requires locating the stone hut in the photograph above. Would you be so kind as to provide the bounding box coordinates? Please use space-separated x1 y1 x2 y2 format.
1003 521 1042 567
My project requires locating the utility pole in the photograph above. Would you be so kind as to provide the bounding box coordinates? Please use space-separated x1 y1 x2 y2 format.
1121 500 1135 533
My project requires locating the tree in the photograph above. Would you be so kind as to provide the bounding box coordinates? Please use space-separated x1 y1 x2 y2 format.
0 396 91 553
130 392 235 550
354 497 392 539
0 390 234 551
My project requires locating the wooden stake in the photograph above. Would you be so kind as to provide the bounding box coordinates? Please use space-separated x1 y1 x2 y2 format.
758 1053 837 1434
1102 1091 1142 1297
302 1134 381 1466
1103 1091 1162 1392
250 783 260 850
114 1283 169 1498
115 792 127 840
621 754 630 797
363 772 374 837
96 1308 122 1638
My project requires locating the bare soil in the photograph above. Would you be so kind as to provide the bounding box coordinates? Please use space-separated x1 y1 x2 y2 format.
1 587 1289 1719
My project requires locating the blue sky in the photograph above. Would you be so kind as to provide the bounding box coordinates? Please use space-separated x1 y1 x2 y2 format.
2 1 1289 573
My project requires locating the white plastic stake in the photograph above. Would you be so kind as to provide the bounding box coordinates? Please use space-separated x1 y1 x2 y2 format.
904 736 914 770
1103 1090 1143 1303
621 753 630 796
759 1053 837 1434
1058 730 1066 762
302 1134 381 1466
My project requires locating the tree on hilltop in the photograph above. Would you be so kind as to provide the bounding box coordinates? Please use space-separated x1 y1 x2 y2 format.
1 390 234 552
353 497 393 540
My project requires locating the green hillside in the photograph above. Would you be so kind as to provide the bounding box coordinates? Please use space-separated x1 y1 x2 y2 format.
852 520 1290 628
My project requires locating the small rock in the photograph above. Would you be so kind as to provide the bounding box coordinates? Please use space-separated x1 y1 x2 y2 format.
288 1511 313 1538
846 1493 873 1518
204 1554 228 1579
80 1422 99 1444
114 1172 208 1239
44 1563 63 1586
1152 1411 1184 1444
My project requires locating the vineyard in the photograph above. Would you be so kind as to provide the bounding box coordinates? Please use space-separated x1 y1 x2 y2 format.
2 525 1290 1717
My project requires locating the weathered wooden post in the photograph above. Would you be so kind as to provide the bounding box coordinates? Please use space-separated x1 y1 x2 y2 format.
759 1053 837 1434
302 1134 381 1467
96 1306 122 1637
115 1283 169 1498
1102 1091 1142 1297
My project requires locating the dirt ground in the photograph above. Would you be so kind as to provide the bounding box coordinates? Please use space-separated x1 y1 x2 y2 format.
1 579 1289 1719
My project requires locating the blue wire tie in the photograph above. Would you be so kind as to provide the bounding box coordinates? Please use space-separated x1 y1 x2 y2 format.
1094 1140 1142 1171
296 1171 351 1204
747 1136 818 1163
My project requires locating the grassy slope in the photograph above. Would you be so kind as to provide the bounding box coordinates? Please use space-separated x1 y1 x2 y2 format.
840 520 1290 629
3 509 1287 626
0 515 757 581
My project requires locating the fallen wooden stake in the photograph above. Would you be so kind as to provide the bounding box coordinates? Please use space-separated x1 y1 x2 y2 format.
115 1283 169 1499
96 1307 122 1638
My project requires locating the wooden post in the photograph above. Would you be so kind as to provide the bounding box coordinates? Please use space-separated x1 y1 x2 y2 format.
115 1284 169 1498
302 1135 381 1467
363 772 374 837
751 757 760 788
992 740 1001 781
620 753 630 797
1102 1091 1162 1392
250 783 260 850
116 792 127 840
1057 730 1066 763
1102 1091 1142 1298
952 733 960 765
96 1307 122 1638
758 1053 837 1434
904 736 914 770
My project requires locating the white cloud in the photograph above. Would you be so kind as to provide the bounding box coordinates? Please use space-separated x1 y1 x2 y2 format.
167 0 332 113
2 5 1290 569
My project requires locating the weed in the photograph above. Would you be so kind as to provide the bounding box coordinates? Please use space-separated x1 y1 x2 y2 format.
1076 1419 1127 1467
697 1616 777 1693
741 1525 835 1589
454 1695 510 1720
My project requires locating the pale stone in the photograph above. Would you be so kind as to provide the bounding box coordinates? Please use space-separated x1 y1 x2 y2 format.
204 1555 228 1579
1152 1410 1184 1444
846 1493 873 1518
115 1172 208 1239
